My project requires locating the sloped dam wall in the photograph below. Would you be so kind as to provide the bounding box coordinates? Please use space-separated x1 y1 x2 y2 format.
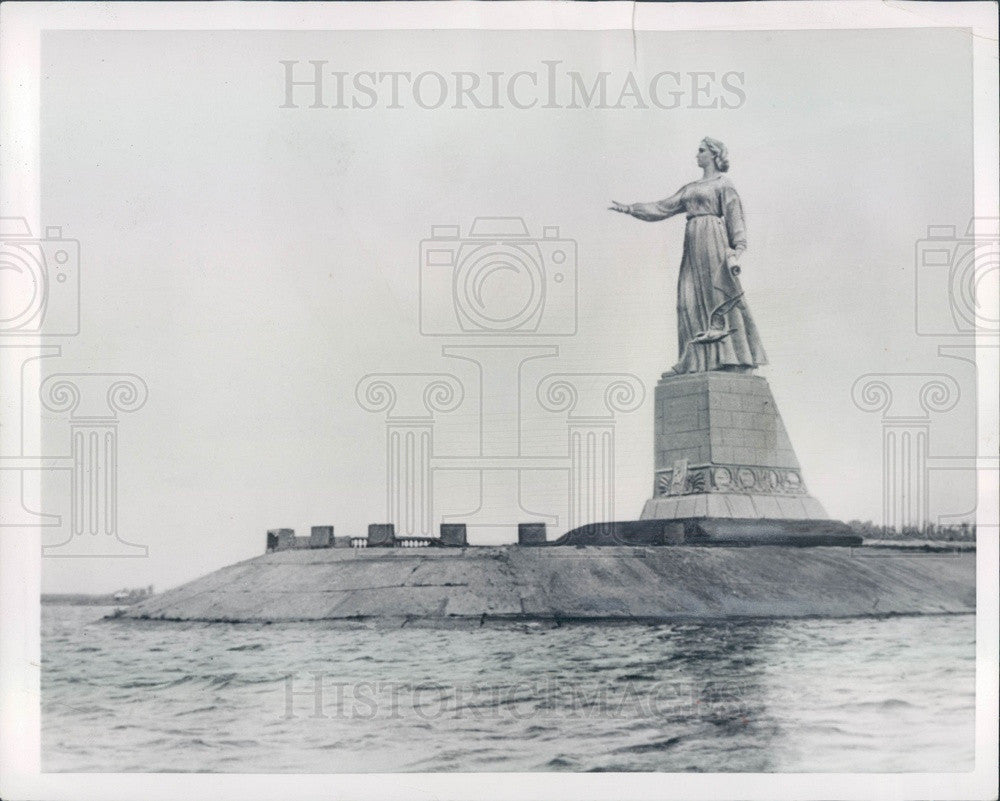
121 545 975 624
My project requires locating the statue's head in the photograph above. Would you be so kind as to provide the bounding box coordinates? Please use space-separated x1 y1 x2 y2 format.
699 137 730 172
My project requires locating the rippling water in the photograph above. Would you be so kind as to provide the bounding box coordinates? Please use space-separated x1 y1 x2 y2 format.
42 606 974 772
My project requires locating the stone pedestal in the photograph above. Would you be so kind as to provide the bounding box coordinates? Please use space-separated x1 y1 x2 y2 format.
641 371 828 520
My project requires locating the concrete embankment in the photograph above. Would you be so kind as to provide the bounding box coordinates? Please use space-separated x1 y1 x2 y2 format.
120 544 975 624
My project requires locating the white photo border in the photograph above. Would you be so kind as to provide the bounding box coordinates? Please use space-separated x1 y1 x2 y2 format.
1 2 996 800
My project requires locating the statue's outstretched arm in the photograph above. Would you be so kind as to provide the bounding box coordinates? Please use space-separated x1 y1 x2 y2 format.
609 188 685 221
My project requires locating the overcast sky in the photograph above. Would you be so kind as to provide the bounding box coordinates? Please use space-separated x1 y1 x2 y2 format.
37 27 975 592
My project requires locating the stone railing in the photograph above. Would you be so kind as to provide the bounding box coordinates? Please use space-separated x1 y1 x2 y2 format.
266 521 555 552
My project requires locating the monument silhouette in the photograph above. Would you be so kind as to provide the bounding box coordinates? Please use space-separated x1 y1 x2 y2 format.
599 136 843 543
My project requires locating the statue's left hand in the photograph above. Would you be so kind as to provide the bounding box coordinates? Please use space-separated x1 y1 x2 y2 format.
725 249 742 270
609 200 631 215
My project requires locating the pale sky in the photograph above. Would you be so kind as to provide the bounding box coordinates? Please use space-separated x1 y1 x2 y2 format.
37 27 976 592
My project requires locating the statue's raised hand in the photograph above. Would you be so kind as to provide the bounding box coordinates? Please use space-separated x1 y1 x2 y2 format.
609 200 631 215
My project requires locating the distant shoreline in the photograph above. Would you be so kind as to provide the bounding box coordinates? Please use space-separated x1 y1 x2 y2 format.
41 594 147 606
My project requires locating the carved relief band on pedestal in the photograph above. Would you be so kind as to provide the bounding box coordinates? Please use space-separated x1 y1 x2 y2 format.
655 463 808 497
641 370 829 521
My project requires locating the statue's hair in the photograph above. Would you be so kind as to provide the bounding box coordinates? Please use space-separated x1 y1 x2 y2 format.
701 137 730 172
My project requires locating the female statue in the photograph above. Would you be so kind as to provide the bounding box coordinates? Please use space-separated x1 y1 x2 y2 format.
610 137 767 375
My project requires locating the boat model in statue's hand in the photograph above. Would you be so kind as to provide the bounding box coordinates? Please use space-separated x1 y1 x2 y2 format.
689 291 745 345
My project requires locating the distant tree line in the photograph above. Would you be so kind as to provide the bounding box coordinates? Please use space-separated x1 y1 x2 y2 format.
41 585 155 606
846 521 976 542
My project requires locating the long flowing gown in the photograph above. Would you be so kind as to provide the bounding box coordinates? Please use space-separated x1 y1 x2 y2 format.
630 175 768 374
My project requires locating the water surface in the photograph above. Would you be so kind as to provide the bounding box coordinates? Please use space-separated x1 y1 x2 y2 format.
42 606 974 772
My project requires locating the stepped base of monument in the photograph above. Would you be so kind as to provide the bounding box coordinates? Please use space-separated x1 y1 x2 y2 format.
554 517 860 547
641 492 828 521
